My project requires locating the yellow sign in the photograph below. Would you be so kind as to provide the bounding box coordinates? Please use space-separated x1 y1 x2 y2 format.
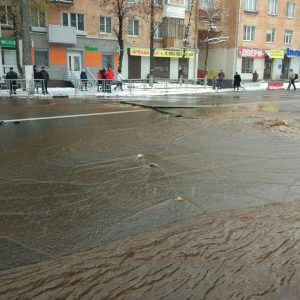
130 48 194 59
269 49 284 59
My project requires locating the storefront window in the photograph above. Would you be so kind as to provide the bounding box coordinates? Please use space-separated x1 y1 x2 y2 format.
102 54 113 69
241 57 254 73
34 50 49 67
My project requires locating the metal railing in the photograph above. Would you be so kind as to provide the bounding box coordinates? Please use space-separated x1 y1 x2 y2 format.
0 79 45 96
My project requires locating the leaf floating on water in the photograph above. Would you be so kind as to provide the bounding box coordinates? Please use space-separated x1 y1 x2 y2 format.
175 195 183 201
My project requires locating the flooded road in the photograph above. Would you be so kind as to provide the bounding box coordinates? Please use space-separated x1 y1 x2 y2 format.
1 95 300 298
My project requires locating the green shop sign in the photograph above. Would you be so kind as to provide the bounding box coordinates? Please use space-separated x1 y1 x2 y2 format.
84 45 98 51
0 37 16 49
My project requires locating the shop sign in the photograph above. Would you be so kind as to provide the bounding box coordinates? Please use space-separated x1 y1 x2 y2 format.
0 37 16 49
268 49 284 59
130 48 194 59
84 45 98 51
238 48 265 58
285 48 300 57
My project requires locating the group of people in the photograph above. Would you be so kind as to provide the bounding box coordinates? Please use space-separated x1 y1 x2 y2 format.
34 65 50 94
80 65 124 93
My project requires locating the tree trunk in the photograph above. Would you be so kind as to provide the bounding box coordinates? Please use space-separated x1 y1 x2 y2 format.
149 0 155 83
117 14 124 72
21 0 32 67
12 13 23 77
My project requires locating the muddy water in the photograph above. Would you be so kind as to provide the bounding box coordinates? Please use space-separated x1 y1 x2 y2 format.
0 201 300 299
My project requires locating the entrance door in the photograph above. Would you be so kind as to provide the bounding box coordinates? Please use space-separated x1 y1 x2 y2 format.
263 56 273 80
128 55 141 79
67 52 81 79
281 56 290 79
153 57 170 79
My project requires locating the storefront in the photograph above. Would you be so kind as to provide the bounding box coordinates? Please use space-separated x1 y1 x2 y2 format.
265 49 285 80
127 47 196 80
237 48 265 81
285 48 300 77
0 37 17 76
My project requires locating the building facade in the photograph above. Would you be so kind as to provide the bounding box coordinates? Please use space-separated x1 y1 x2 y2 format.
198 0 300 82
0 0 199 82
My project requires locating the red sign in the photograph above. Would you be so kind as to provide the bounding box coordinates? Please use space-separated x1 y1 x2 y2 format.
238 48 265 58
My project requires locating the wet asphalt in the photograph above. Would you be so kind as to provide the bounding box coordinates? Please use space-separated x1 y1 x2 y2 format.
1 91 300 271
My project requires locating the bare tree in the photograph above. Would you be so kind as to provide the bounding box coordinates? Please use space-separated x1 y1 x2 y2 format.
100 0 142 72
0 0 50 77
198 0 228 81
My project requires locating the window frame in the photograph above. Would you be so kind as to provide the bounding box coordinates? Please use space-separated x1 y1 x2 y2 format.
243 25 256 41
0 5 13 27
154 23 163 39
244 0 257 12
284 30 293 44
34 49 49 67
100 16 112 34
199 0 211 10
266 28 275 43
61 12 85 32
241 57 254 74
268 0 278 16
128 19 140 37
286 2 296 18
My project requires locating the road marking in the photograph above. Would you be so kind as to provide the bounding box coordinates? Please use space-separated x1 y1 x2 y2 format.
1 109 148 123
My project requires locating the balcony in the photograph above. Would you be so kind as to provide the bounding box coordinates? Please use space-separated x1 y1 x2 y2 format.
48 25 76 45
50 0 74 4
163 37 183 48
163 0 185 19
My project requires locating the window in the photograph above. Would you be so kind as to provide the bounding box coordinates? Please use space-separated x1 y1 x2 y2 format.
163 18 185 38
31 9 46 28
62 12 85 31
242 57 254 73
243 25 255 41
128 0 139 3
100 16 112 34
0 6 13 26
154 23 163 39
266 28 275 42
34 50 49 66
128 19 139 37
268 0 278 15
244 0 257 12
199 0 211 10
286 3 295 18
284 30 293 44
102 54 113 69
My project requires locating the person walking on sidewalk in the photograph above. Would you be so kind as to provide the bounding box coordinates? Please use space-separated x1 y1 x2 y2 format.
100 68 106 92
40 67 49 94
80 69 88 91
34 65 42 94
97 69 102 92
105 65 114 93
233 72 241 91
6 67 18 95
287 69 296 91
114 69 124 91
217 69 225 90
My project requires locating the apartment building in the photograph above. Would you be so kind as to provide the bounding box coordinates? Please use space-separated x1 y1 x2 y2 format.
198 0 300 82
0 0 198 82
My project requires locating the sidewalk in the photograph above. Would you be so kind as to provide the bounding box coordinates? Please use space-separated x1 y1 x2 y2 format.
0 81 299 99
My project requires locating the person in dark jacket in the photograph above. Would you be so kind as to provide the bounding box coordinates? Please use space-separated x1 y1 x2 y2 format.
100 68 106 92
40 67 50 94
80 69 88 91
33 65 42 94
233 72 242 91
6 67 18 95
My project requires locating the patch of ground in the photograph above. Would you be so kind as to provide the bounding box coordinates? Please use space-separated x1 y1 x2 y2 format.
0 201 300 300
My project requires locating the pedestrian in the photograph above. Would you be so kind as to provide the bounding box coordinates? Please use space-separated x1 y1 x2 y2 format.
6 67 18 96
40 67 50 94
97 69 102 92
80 69 88 91
212 76 217 89
233 72 241 91
100 68 106 92
34 65 42 94
252 70 258 82
114 69 124 91
105 65 114 93
287 68 296 91
217 69 225 90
